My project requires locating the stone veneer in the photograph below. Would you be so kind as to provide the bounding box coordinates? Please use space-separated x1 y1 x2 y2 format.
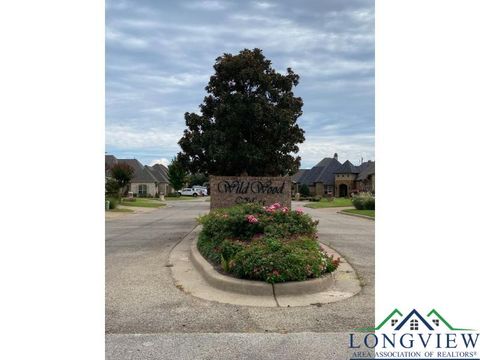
210 175 291 210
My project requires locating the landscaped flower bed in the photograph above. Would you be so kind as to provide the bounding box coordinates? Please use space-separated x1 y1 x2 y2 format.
197 203 340 283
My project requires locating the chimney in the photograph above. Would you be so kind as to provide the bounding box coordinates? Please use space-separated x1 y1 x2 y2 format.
333 153 338 161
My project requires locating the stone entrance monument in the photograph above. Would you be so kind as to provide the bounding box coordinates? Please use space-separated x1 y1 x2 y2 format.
210 175 291 210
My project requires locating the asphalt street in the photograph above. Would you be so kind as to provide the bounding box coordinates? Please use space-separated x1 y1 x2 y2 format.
105 199 374 359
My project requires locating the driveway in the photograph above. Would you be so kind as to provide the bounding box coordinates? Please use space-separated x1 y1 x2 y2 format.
106 200 374 359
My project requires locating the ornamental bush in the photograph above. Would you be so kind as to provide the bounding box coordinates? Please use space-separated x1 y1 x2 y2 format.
352 194 375 210
197 203 339 283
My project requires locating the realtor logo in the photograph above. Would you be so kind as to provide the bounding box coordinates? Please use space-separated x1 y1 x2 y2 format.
349 309 479 360
356 308 473 332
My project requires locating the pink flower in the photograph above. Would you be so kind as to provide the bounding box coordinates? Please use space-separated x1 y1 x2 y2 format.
281 207 289 213
246 214 259 224
272 203 281 209
295 208 304 214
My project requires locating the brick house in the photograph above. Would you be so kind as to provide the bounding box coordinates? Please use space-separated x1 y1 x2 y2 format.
105 155 173 197
293 153 375 197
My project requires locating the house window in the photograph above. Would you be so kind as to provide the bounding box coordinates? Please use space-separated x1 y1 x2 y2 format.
138 184 148 196
391 319 398 326
410 319 419 330
433 319 439 326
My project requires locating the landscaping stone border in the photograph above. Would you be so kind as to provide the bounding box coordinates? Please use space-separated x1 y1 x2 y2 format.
169 226 361 307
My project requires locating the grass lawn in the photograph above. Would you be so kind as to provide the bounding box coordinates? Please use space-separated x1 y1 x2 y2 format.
303 197 353 208
120 198 166 208
342 209 375 218
108 208 134 213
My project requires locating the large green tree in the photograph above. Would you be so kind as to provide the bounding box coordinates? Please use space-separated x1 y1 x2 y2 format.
178 48 305 176
168 157 187 191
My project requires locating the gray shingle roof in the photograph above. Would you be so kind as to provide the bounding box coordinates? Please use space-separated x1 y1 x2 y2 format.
335 160 359 174
116 158 157 183
295 157 342 186
357 161 375 180
292 169 307 183
105 155 117 167
146 164 169 183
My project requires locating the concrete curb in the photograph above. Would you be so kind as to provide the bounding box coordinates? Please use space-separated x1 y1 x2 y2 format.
191 236 335 296
338 210 375 221
190 237 273 296
170 225 361 307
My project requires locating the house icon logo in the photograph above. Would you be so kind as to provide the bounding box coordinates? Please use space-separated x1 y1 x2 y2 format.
349 308 478 360
356 308 473 332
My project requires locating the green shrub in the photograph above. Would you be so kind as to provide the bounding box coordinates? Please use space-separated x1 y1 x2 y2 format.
106 197 118 210
352 195 375 210
197 203 339 283
105 178 120 196
352 197 364 210
229 236 334 283
299 184 310 197
363 197 375 210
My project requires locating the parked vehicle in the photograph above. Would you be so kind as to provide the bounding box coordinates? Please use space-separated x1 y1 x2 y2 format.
177 188 203 197
192 185 208 196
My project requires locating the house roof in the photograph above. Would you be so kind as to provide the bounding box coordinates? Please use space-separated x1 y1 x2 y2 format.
295 157 342 186
297 166 325 186
105 155 118 169
335 160 359 174
394 309 434 331
292 169 307 183
145 164 169 183
357 161 375 180
116 158 157 183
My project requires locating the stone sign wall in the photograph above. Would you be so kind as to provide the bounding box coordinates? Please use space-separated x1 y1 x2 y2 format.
209 175 291 209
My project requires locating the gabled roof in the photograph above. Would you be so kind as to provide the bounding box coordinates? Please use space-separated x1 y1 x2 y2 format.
335 160 359 174
394 309 434 331
145 164 169 183
357 161 375 180
105 155 118 169
116 158 157 183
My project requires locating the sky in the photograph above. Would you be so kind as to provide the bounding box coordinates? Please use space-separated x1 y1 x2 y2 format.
106 0 374 169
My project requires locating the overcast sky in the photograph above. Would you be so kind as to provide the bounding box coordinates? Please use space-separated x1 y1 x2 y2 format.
106 0 374 169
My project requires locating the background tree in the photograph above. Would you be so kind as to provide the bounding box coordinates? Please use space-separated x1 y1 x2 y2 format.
105 178 120 197
299 184 311 197
110 163 135 197
187 173 208 187
168 157 187 191
178 48 305 177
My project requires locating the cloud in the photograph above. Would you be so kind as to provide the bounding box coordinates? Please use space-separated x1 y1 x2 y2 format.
252 2 276 9
182 0 228 11
106 0 374 167
150 158 170 167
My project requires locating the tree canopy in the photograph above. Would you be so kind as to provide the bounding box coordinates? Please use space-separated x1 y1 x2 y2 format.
168 157 187 191
110 163 135 189
178 48 305 177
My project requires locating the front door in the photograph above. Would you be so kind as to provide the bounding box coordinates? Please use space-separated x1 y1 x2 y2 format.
339 184 348 197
